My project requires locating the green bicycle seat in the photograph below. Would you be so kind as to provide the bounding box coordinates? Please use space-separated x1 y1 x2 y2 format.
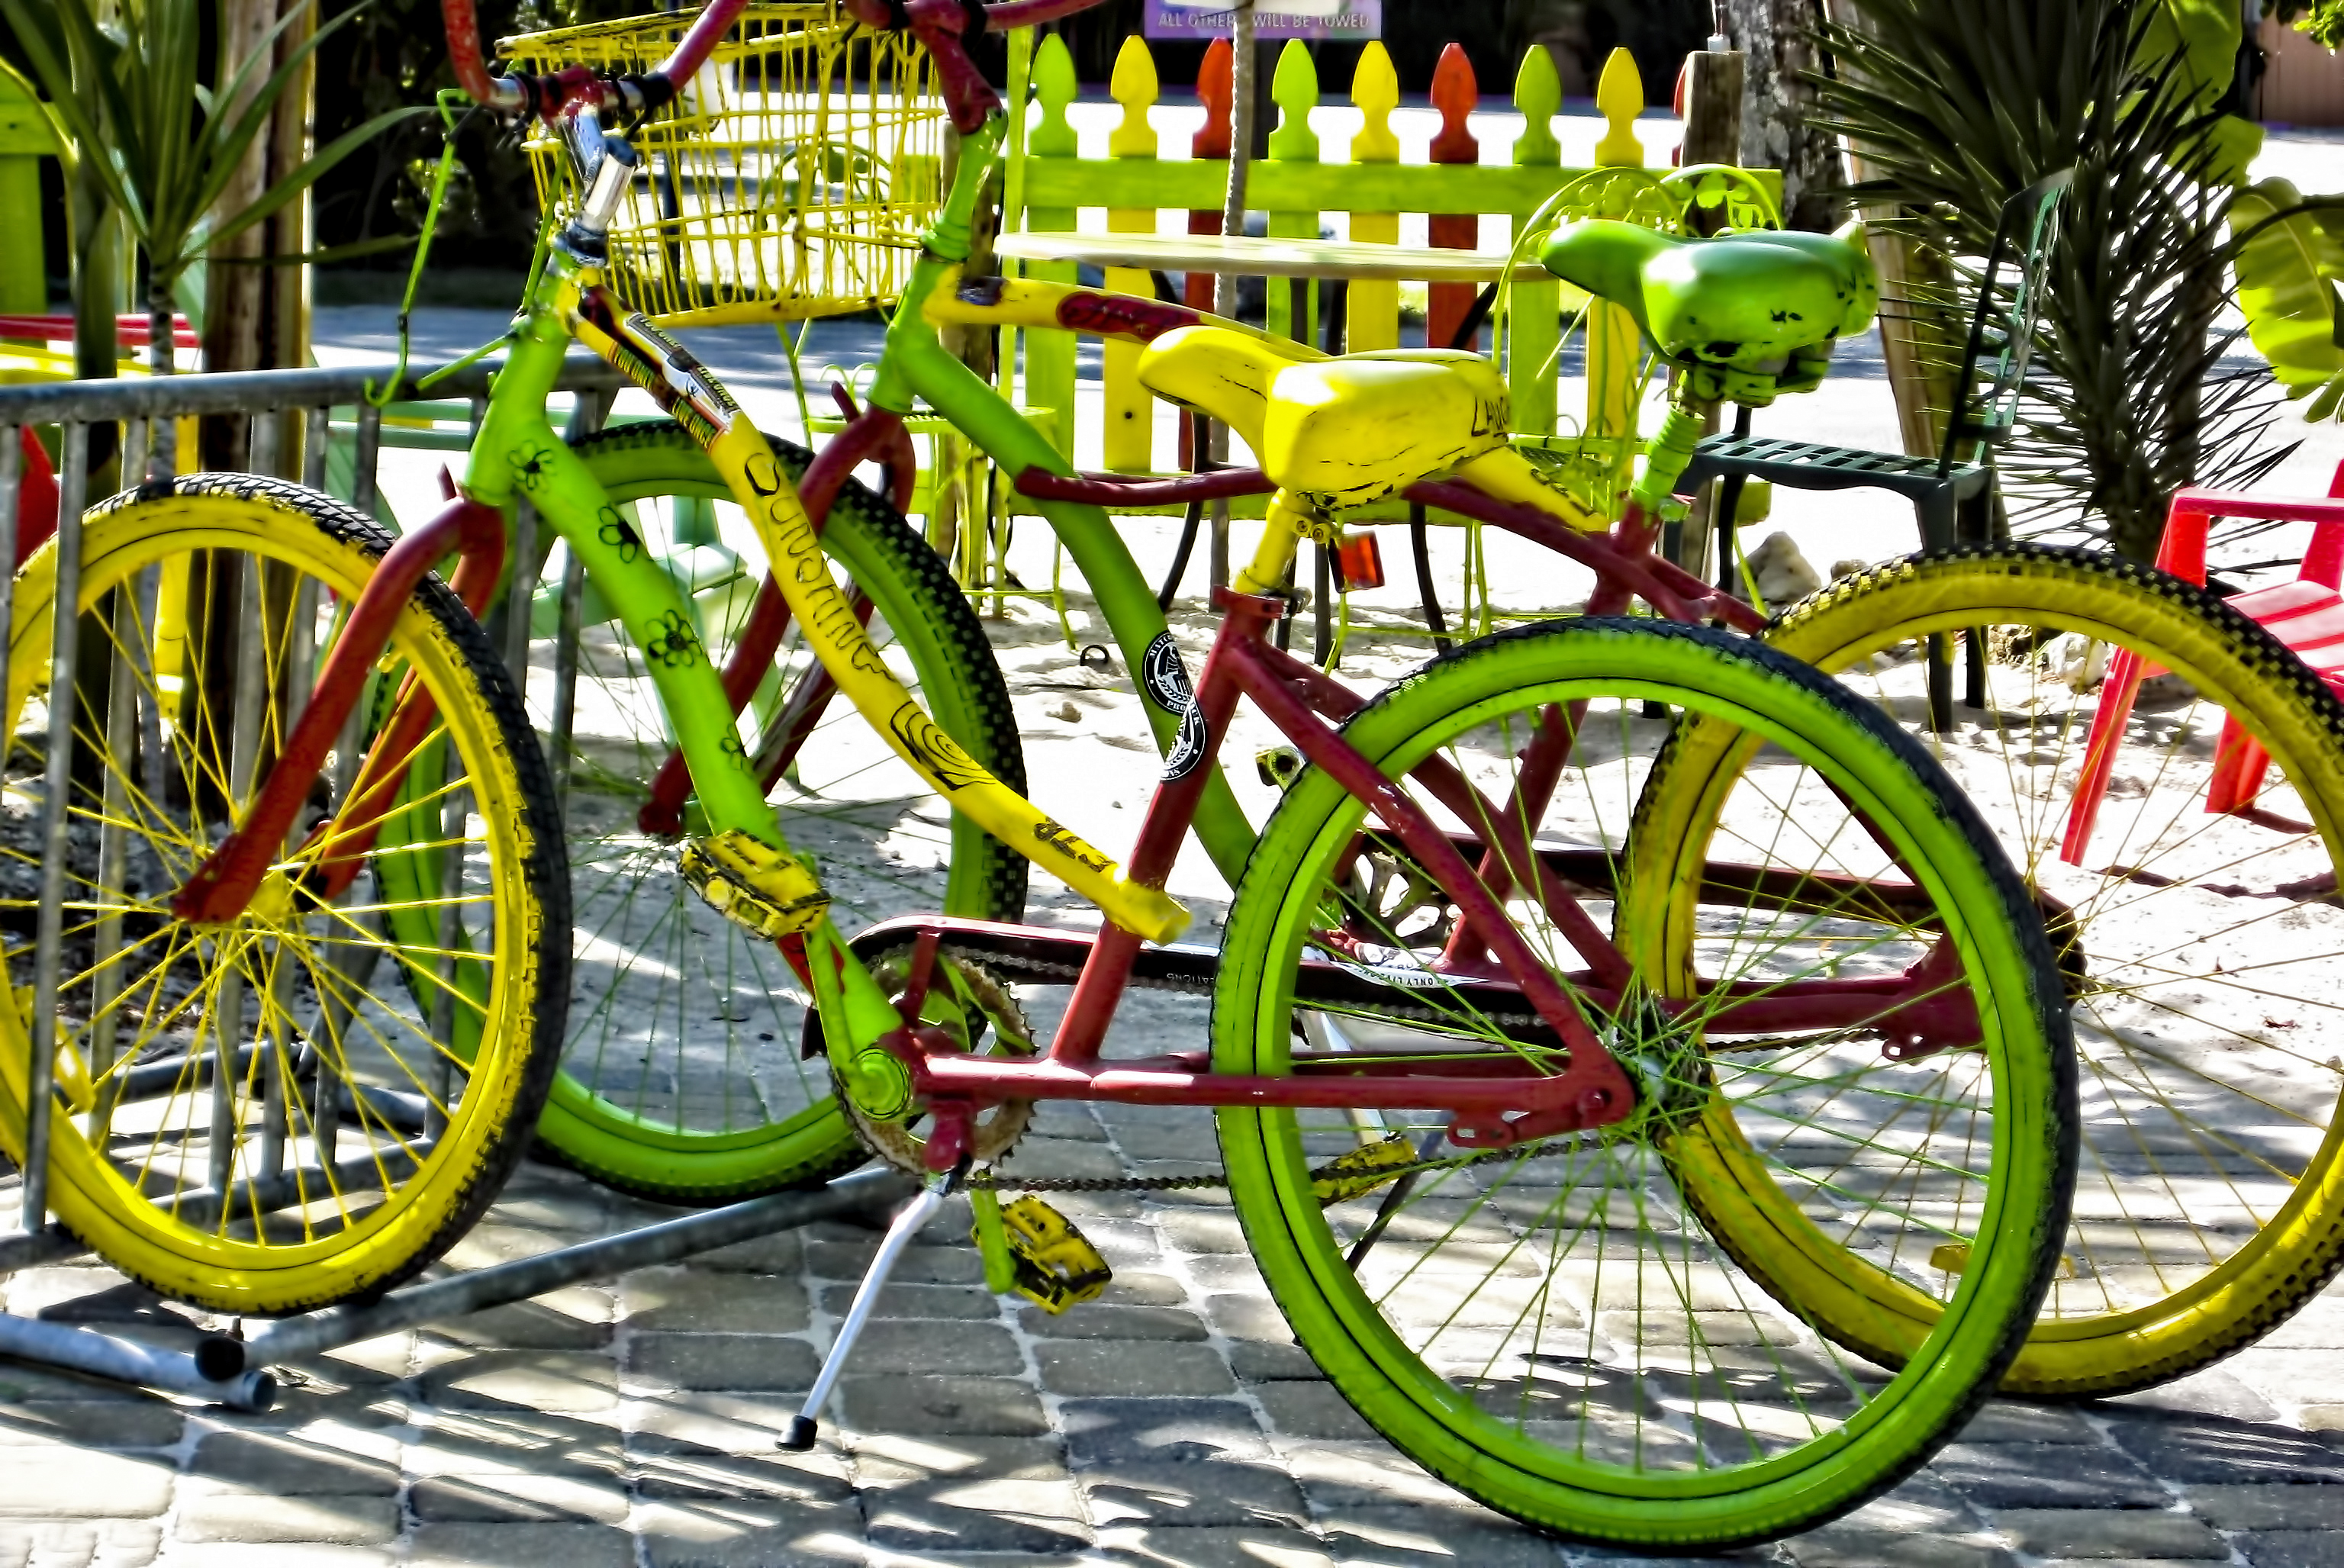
1539 221 1879 404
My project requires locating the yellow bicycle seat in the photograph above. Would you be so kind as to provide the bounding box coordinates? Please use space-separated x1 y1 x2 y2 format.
1139 327 1512 510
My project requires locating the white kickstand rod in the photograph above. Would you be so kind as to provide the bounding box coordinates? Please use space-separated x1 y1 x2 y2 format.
779 1169 955 1450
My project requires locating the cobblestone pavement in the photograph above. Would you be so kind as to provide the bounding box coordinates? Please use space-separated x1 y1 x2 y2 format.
5 1101 2344 1568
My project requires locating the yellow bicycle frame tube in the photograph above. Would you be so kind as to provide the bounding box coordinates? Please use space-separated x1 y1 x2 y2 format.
549 261 1190 946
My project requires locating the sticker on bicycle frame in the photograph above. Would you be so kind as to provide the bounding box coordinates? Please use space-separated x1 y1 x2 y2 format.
575 290 739 444
1139 633 1193 716
1034 819 1114 874
1161 704 1208 782
1330 956 1451 990
625 311 739 437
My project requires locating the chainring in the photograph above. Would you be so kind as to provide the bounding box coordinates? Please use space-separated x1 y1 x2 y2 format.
840 948 1038 1175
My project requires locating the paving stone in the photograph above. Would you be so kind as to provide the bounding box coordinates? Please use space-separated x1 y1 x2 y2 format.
845 1319 1022 1376
407 1473 630 1524
405 1409 625 1479
425 1289 616 1351
419 1351 619 1413
1281 1444 1457 1512
1065 1222 1168 1273
1251 1380 1379 1441
1185 1254 1271 1291
0 1449 171 1518
172 1492 400 1546
2238 1532 2344 1568
678 1228 807 1275
0 1362 150 1405
803 1240 984 1284
853 1435 1070 1486
1059 1399 1270 1463
1077 1461 1311 1528
1093 1523 1334 1567
626 1392 854 1461
2105 1366 2282 1425
1787 1530 2012 1568
633 1442 862 1503
1991 1508 2226 1560
836 1375 1051 1437
623 1333 822 1392
1035 1339 1236 1397
993 1138 1131 1181
0 1401 182 1449
865 1474 1091 1553
1156 1212 1249 1254
0 1519 159 1568
2188 1483 2344 1530
1955 1402 2099 1444
439 1224 573 1271
1028 1103 1109 1142
813 1281 997 1321
2103 1412 2344 1485
407 1521 639 1568
1315 1507 1564 1566
153 1547 390 1568
1230 1341 1324 1381
1096 1270 1190 1307
1929 1441 2167 1509
1019 1302 1209 1341
1825 1474 1983 1536
187 1431 400 1495
636 1498 866 1567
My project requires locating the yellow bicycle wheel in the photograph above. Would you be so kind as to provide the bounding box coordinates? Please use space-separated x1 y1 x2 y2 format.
0 475 566 1314
1650 543 2344 1397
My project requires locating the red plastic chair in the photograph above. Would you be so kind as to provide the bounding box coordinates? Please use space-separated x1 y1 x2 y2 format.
12 425 56 566
2061 459 2344 865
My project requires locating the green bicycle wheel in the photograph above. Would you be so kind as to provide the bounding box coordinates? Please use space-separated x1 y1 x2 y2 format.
1213 617 2075 1549
386 420 1026 1202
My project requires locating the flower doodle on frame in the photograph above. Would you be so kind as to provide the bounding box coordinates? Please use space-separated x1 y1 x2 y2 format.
597 506 642 565
645 609 704 669
508 441 558 494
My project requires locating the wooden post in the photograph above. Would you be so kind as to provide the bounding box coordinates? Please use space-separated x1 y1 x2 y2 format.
1023 35 1081 459
0 69 47 317
1264 41 1320 346
1425 46 1478 351
1679 50 1744 234
1818 0 1957 462
1103 36 1160 472
1346 43 1402 353
1180 39 1232 472
1508 47 1563 433
1585 48 1645 441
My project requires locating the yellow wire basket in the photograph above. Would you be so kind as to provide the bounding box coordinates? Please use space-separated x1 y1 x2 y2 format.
504 3 947 327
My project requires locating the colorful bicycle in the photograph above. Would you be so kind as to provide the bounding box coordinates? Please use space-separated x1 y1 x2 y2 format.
0 0 2100 1547
488 0 2344 1405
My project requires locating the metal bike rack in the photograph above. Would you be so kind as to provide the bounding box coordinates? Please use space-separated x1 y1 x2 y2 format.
0 356 908 1413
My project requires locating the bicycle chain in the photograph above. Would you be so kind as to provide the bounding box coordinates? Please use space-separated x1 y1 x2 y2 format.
917 942 1596 1199
968 1132 1600 1196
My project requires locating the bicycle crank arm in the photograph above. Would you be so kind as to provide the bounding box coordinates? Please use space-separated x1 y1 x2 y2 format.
174 494 509 923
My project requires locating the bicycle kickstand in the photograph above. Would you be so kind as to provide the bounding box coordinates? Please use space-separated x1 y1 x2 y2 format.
779 1163 961 1451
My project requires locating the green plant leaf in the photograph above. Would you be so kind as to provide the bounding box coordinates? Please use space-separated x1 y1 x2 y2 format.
2233 177 2344 421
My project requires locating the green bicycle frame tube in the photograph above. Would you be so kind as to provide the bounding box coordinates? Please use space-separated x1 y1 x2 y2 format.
866 114 1258 888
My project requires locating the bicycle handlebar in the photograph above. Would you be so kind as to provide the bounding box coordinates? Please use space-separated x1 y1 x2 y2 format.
440 0 1112 134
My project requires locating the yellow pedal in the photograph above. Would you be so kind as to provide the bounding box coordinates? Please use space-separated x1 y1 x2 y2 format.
1312 1133 1418 1207
985 1195 1111 1315
679 829 829 940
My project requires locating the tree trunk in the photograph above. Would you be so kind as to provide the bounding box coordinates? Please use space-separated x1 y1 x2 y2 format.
1721 0 1843 231
201 0 315 478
